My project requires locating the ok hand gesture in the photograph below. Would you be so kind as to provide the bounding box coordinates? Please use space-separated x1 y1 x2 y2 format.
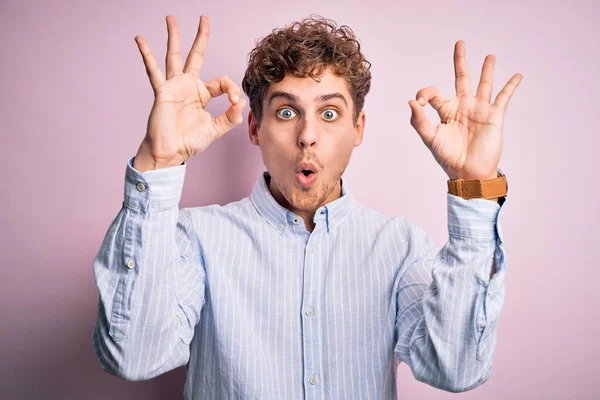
408 41 522 181
133 15 246 172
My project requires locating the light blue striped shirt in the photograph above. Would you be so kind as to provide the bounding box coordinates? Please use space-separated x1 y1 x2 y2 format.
92 156 508 399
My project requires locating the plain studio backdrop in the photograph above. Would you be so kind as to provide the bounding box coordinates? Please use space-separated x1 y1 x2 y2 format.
0 0 597 399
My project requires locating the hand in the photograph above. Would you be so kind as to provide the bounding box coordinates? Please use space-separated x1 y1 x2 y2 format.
408 40 522 181
133 15 246 171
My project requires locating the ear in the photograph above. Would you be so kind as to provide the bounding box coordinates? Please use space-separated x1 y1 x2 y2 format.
248 111 260 146
353 110 366 147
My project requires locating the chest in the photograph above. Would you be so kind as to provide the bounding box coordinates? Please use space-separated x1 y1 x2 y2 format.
200 222 406 336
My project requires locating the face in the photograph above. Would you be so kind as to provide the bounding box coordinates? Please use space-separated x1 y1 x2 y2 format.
248 65 365 213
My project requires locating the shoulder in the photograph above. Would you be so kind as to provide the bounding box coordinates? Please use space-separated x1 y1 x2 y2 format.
352 202 412 234
351 202 435 255
180 196 256 228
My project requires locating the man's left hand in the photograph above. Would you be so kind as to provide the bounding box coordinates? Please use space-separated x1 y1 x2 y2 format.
408 40 522 181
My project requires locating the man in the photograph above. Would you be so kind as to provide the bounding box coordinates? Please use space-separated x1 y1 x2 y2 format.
92 14 521 399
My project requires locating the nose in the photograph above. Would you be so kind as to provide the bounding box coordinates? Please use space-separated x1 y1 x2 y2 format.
297 117 318 149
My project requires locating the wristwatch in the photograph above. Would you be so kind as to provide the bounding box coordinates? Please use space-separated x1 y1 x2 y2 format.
447 169 507 200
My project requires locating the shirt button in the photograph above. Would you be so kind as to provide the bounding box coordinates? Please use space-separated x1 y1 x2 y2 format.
126 259 136 269
278 223 285 231
304 307 314 317
136 182 146 192
293 217 300 224
309 375 318 385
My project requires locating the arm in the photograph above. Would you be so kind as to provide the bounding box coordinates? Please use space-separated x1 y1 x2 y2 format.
393 192 507 392
92 13 245 381
92 156 207 381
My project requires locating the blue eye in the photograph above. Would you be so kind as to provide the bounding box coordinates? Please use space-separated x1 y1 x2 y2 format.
322 109 339 121
277 108 297 119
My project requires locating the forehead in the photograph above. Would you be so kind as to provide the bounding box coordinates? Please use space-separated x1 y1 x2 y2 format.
263 67 351 105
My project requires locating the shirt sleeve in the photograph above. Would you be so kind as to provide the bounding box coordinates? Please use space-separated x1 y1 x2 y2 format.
393 192 507 392
92 156 207 381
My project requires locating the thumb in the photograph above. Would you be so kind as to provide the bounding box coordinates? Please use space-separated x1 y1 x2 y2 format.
408 99 435 146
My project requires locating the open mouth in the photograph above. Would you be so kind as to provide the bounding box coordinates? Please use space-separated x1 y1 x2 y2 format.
296 169 318 187
296 161 318 187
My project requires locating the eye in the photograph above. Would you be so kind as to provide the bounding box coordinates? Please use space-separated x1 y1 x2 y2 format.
277 108 297 120
321 109 339 121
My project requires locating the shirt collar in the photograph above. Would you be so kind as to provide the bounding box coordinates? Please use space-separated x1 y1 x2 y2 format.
250 170 355 234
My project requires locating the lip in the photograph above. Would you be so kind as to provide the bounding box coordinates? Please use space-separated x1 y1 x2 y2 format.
296 162 319 173
295 171 318 188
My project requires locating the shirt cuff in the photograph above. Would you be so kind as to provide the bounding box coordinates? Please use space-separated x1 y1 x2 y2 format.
124 156 186 213
447 192 506 242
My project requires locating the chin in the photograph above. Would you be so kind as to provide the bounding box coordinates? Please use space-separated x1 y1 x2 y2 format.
291 196 321 212
283 187 314 210
293 180 335 210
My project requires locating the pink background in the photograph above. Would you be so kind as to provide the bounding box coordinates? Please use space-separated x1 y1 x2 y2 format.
1 0 598 399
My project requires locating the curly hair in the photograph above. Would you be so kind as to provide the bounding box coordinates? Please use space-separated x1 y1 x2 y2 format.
242 15 372 127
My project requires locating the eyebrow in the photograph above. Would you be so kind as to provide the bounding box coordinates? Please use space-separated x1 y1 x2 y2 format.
267 91 348 107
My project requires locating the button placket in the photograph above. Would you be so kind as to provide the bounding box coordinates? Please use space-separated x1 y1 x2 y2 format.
301 234 322 393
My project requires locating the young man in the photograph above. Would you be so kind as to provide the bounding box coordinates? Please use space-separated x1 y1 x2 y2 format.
92 14 521 399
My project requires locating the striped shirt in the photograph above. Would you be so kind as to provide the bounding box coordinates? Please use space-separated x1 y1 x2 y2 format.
92 156 508 399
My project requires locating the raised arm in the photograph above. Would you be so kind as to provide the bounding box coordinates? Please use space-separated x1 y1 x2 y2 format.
92 158 206 380
392 39 520 391
91 14 246 380
394 192 507 392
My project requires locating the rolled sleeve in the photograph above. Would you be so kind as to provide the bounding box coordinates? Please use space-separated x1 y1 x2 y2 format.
447 192 507 284
124 156 186 213
447 192 505 241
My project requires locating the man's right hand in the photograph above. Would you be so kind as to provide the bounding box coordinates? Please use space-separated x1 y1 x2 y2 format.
133 15 246 172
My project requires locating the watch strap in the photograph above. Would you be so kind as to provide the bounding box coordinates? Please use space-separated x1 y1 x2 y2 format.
447 171 507 200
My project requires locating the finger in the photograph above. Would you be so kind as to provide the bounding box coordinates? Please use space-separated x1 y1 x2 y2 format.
184 15 210 77
408 99 435 146
415 86 450 112
204 76 241 107
134 35 166 92
493 73 523 111
212 98 247 139
475 54 495 103
165 15 183 80
453 40 472 98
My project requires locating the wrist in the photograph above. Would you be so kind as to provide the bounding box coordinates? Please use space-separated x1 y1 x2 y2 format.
133 152 184 172
133 140 185 172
